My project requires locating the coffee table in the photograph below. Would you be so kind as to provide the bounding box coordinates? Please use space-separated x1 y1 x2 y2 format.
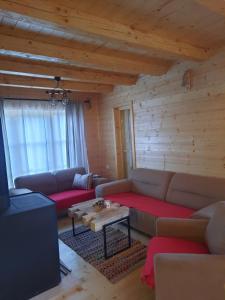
68 198 131 259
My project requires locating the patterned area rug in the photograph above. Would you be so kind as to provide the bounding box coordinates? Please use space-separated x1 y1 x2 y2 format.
59 226 147 283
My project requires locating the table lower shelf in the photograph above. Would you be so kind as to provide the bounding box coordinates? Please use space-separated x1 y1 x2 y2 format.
71 216 131 259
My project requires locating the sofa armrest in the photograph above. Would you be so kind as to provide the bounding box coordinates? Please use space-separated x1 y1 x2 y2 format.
191 201 222 220
95 179 132 197
92 177 111 188
156 218 209 242
9 188 32 196
155 254 225 300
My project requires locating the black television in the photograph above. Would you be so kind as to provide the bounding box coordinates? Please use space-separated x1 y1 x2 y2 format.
0 116 10 213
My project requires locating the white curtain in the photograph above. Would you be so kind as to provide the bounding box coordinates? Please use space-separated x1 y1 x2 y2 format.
0 101 13 187
1 100 67 186
66 101 89 171
0 99 89 187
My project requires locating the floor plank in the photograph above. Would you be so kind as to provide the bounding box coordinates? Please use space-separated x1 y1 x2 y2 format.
32 217 155 300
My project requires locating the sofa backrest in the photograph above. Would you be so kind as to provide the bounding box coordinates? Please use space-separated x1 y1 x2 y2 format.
53 167 86 192
129 168 174 200
14 172 57 195
14 167 86 195
166 173 225 209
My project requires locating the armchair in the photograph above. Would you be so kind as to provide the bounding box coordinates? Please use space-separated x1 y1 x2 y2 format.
142 202 225 300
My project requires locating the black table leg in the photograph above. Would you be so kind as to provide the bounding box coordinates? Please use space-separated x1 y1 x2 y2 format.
127 216 131 248
72 217 75 236
71 217 91 237
103 224 107 259
103 216 131 259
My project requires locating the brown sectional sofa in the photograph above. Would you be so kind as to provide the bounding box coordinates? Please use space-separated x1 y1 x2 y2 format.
96 168 225 235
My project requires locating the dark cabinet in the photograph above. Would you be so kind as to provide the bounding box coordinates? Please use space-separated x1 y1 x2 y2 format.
0 193 61 300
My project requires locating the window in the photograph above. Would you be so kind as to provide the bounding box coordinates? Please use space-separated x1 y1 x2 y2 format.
3 100 67 182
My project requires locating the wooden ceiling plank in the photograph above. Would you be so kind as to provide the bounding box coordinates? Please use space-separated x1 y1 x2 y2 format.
0 73 114 93
0 33 172 75
196 0 225 17
0 57 138 85
0 0 211 61
0 85 98 99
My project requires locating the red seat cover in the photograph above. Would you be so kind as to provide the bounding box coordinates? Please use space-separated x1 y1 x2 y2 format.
49 189 95 211
106 192 195 218
142 237 209 288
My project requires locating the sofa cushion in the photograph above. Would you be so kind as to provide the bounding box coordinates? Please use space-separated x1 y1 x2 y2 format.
106 192 195 218
206 202 225 255
142 237 209 288
166 173 225 210
49 189 95 211
130 168 174 200
14 172 57 195
53 167 86 192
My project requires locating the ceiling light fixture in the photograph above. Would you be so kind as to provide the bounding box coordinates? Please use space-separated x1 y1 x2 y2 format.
46 76 71 106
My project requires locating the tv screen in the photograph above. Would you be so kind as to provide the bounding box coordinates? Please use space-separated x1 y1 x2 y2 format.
0 116 10 213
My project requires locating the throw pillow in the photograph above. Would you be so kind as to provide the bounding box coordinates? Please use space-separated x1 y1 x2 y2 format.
72 173 93 190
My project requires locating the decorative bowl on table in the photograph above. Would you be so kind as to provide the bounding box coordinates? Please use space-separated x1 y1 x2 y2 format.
93 199 105 211
92 199 111 212
104 200 111 208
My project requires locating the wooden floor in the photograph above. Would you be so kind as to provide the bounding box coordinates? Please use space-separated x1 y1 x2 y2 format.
32 217 155 300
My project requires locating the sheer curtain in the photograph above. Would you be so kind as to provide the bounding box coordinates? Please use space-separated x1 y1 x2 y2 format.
0 99 89 187
1 100 67 186
0 101 13 187
66 101 89 171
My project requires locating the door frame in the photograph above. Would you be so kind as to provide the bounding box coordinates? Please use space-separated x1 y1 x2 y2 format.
113 102 136 179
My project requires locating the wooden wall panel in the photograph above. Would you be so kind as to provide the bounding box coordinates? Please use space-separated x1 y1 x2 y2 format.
98 50 225 179
83 95 102 174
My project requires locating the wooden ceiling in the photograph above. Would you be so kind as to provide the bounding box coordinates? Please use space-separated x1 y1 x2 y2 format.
0 0 224 94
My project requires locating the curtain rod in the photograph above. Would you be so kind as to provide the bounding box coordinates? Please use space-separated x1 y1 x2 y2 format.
1 97 90 102
2 97 49 102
